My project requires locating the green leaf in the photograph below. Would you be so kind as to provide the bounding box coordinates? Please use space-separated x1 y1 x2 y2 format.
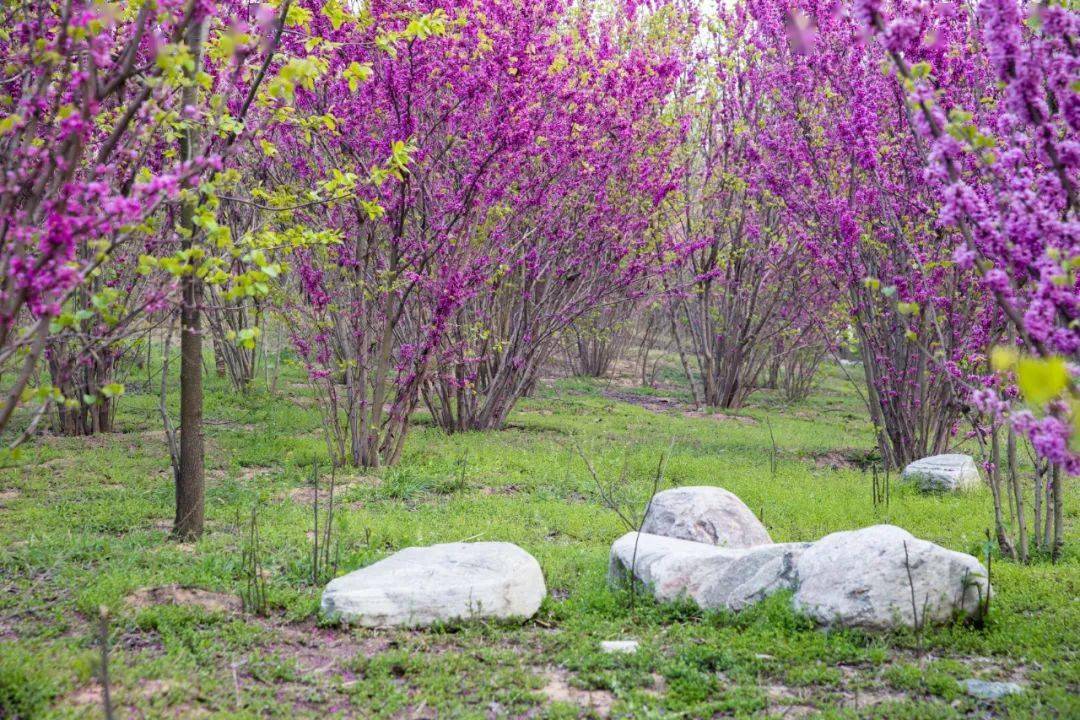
0 113 22 136
910 61 932 79
1016 356 1068 406
100 383 125 399
896 302 920 316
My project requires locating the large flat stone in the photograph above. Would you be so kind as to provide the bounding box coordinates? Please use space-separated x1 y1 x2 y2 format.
610 525 990 630
792 525 989 629
321 541 545 627
609 532 808 610
640 486 772 547
901 454 981 492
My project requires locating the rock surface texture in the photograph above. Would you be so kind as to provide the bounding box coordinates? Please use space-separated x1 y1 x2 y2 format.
599 640 639 654
639 486 772 547
322 541 545 627
610 524 989 630
792 525 990 629
900 454 981 492
963 679 1023 700
609 532 809 611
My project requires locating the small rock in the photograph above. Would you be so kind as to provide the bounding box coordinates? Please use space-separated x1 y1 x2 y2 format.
321 541 546 627
963 679 1023 700
640 486 772 547
792 525 989 629
901 454 981 492
600 640 639 654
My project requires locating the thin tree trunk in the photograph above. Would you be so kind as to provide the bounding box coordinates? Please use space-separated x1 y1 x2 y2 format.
1051 464 1063 563
1042 467 1053 550
988 425 1015 559
667 308 700 407
174 18 207 540
1033 460 1044 552
1006 427 1027 563
211 328 226 378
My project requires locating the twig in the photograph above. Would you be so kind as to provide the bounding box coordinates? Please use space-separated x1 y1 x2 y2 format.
98 607 114 720
312 461 319 586
902 541 924 656
765 417 778 481
323 463 336 575
628 440 673 614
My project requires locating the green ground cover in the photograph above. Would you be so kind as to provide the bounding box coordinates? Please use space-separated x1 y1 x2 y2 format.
1 361 1076 718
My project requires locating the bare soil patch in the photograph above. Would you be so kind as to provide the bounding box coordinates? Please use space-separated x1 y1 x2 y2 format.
807 448 878 471
65 678 176 710
280 476 373 504
235 466 274 484
682 409 760 425
601 389 683 414
260 619 387 675
538 666 615 717
126 585 241 614
480 484 522 496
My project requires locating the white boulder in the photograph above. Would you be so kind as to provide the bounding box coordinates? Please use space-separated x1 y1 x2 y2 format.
321 541 545 627
609 532 808 611
610 525 990 631
792 525 989 630
640 486 772 547
901 454 981 492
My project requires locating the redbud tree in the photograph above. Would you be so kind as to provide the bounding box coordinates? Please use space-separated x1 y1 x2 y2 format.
273 0 691 464
737 0 1003 468
0 1 295 448
857 0 1077 473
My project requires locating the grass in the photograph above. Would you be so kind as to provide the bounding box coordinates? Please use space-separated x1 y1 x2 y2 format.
0 358 1076 718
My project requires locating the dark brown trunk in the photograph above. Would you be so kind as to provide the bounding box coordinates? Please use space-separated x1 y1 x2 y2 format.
173 18 206 541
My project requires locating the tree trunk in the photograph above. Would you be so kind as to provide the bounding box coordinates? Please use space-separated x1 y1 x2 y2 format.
988 425 1015 559
211 328 227 378
1006 427 1027 563
1042 466 1053 550
173 18 207 540
667 307 700 408
1051 464 1063 563
1033 460 1044 552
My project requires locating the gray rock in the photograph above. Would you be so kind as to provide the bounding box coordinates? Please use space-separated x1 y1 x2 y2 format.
963 679 1023 700
640 486 772 547
792 525 989 630
611 524 990 631
608 532 726 601
901 454 981 492
600 640 639 654
321 541 545 627
609 532 808 610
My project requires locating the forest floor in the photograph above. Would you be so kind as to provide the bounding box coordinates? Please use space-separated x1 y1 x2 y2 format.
0 359 1077 719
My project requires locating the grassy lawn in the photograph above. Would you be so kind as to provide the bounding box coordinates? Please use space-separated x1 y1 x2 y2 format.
1 360 1076 718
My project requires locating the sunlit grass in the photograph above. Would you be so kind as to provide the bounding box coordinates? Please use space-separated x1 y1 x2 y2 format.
0 359 1075 718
